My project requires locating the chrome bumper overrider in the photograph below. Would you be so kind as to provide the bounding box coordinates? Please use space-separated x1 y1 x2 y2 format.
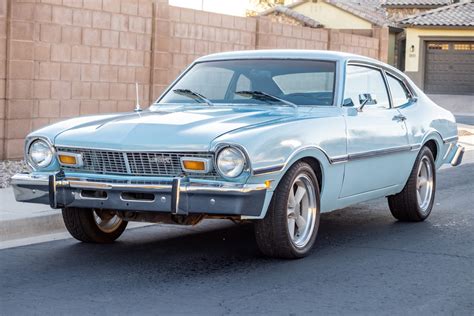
11 173 267 217
444 142 464 167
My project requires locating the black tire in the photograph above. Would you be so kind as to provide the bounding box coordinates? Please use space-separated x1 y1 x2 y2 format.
388 146 436 222
254 161 321 259
62 207 127 243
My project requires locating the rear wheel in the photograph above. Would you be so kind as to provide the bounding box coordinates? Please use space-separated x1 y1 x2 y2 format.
388 147 436 221
255 161 320 259
62 207 127 243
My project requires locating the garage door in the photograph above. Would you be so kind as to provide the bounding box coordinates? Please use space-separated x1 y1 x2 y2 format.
425 42 474 95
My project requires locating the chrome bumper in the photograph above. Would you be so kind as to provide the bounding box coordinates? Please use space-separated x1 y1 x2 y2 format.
444 142 464 167
11 173 267 217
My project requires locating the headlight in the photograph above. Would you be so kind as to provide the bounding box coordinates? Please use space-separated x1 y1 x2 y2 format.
27 139 53 169
216 147 247 178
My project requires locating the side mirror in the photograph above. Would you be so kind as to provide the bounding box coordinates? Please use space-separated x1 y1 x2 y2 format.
357 93 377 112
342 98 354 107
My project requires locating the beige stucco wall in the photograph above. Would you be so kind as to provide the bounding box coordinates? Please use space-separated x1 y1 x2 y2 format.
405 27 474 72
293 1 373 29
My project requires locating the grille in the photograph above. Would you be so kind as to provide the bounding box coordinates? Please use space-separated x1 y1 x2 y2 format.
57 147 218 178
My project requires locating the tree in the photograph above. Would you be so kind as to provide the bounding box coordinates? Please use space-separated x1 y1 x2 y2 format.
246 0 287 16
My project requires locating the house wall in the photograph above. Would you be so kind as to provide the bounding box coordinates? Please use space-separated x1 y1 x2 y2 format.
404 27 474 87
1 0 384 160
292 1 373 29
388 31 396 66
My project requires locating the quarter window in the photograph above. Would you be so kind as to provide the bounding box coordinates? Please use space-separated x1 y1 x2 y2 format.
344 65 390 109
387 74 411 108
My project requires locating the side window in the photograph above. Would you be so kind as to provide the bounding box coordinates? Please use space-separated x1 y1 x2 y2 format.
344 65 390 109
387 74 411 108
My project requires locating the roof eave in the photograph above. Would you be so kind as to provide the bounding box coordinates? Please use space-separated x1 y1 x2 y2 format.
382 5 446 9
402 24 474 29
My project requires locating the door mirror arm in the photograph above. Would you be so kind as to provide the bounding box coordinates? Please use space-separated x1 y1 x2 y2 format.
357 93 377 112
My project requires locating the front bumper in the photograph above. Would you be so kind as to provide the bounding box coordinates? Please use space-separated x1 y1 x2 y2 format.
11 173 267 217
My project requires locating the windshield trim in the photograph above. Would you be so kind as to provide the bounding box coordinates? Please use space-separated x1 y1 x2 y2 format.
153 58 339 108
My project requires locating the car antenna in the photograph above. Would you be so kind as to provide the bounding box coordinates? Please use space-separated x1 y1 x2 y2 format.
134 82 142 112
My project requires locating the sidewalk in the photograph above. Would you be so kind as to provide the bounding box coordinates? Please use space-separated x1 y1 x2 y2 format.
428 94 474 116
0 187 63 242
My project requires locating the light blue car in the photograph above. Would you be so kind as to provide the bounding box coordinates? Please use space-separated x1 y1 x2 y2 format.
12 50 464 258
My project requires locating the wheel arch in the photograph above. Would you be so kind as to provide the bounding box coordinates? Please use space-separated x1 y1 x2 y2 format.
276 146 331 195
419 130 443 166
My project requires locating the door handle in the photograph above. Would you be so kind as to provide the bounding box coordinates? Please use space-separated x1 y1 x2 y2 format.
393 114 407 122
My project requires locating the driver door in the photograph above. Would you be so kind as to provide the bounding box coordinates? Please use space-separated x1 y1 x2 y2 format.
340 64 411 197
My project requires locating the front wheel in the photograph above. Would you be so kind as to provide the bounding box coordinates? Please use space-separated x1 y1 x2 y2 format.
62 208 128 243
388 146 436 221
255 161 321 259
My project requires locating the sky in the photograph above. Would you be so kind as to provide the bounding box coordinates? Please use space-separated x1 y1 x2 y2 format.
169 0 251 16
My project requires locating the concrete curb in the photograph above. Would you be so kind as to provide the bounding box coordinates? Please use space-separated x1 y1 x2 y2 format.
0 212 65 242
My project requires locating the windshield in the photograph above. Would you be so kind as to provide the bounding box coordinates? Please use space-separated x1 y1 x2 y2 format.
157 59 336 106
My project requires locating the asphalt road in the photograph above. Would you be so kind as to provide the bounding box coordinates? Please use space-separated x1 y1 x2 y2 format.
1 163 473 315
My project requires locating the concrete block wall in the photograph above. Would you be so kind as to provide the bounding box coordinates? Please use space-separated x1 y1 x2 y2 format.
151 1 257 98
0 1 7 159
256 17 328 50
4 0 154 159
2 0 384 160
329 29 379 60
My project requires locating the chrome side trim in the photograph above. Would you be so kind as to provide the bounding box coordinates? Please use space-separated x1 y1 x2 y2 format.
329 155 349 164
253 164 285 175
256 144 415 173
411 144 422 150
443 136 458 144
347 145 413 161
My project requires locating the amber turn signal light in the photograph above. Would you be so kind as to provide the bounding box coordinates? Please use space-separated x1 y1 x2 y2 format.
182 160 206 171
58 154 77 165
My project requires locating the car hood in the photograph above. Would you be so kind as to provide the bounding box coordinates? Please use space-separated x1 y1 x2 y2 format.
53 106 294 151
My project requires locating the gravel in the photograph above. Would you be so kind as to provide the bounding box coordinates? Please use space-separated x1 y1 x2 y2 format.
1 161 28 188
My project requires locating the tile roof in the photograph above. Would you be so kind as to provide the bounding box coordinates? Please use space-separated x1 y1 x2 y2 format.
273 6 324 28
400 0 474 27
324 0 390 26
260 0 392 26
383 0 453 7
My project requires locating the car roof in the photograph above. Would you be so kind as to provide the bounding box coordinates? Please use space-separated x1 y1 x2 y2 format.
195 49 378 63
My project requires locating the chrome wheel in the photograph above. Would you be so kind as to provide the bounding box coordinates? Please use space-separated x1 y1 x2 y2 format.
93 210 123 233
287 174 317 248
416 156 434 213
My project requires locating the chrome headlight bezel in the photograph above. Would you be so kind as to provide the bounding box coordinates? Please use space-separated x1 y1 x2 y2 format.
215 145 249 179
26 138 55 170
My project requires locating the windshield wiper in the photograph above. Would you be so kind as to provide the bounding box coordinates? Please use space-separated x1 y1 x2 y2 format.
235 90 297 108
173 89 214 106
